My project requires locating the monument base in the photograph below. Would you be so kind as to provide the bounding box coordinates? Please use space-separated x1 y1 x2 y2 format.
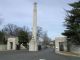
29 39 38 51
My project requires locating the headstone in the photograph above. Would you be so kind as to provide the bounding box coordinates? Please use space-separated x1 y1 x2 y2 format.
20 44 26 50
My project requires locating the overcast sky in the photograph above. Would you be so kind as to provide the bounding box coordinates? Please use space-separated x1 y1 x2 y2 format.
0 0 76 39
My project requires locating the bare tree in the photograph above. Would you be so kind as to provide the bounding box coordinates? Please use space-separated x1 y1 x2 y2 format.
2 24 19 37
42 32 50 46
37 26 43 39
2 24 31 48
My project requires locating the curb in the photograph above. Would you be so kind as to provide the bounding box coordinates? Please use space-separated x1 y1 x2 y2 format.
56 52 80 57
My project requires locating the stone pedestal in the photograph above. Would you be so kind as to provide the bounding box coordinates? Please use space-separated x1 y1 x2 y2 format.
29 39 38 51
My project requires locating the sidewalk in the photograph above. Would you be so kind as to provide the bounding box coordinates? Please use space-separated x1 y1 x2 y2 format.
57 51 80 57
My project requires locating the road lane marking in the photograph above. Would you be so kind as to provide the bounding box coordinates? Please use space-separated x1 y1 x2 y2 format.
39 59 46 60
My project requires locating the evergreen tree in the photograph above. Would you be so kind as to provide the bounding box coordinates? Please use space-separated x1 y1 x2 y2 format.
0 31 6 44
18 29 29 48
62 1 80 45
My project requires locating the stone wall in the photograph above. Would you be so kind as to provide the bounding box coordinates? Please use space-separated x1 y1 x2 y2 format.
70 45 80 54
0 44 7 51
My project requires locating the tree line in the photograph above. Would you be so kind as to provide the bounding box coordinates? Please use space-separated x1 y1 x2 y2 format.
0 24 50 48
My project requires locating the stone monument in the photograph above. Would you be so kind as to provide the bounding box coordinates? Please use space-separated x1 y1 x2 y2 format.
7 37 18 50
29 0 38 51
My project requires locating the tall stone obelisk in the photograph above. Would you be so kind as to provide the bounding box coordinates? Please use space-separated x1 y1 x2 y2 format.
29 0 38 51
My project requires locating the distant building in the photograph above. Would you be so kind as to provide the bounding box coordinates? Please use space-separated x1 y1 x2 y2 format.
49 41 55 48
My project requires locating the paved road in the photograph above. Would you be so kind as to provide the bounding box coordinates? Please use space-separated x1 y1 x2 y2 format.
0 48 80 60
